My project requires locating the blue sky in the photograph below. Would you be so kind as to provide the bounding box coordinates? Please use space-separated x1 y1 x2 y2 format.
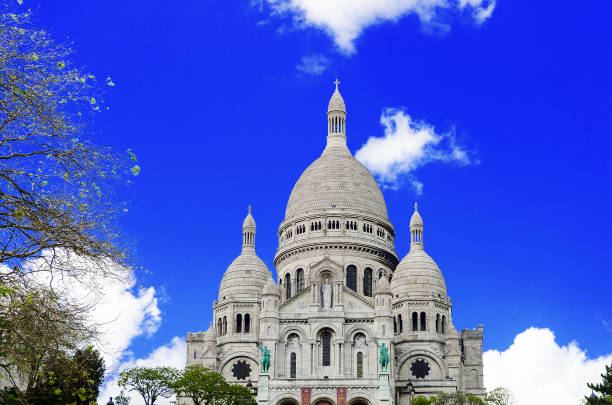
30 0 612 402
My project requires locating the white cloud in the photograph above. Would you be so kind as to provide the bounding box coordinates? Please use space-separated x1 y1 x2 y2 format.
261 0 496 53
484 328 612 405
16 253 162 372
296 54 329 75
99 337 186 405
355 108 472 192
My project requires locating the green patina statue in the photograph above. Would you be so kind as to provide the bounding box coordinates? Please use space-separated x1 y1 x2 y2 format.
259 344 271 373
376 342 389 371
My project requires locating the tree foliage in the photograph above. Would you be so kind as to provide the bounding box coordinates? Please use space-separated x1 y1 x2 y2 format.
1 345 105 405
0 1 137 398
586 362 612 404
118 366 179 405
485 387 514 405
171 365 256 405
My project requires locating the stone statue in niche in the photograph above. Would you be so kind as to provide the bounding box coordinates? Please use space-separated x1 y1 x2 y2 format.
321 278 333 308
354 334 366 348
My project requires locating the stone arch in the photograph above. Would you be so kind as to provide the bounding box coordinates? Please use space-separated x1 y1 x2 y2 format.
347 393 373 405
311 395 336 405
396 350 446 380
274 395 300 405
312 322 342 338
346 324 374 342
310 258 343 282
280 325 308 343
219 351 259 372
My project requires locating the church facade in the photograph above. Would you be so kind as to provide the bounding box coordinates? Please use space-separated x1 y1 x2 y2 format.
185 84 485 405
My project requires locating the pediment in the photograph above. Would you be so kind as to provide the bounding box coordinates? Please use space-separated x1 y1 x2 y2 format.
310 256 343 281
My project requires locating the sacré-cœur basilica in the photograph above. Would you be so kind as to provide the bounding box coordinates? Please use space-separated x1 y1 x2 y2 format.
184 82 485 405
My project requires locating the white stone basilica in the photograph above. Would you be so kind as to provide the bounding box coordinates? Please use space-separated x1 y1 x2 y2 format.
185 83 485 405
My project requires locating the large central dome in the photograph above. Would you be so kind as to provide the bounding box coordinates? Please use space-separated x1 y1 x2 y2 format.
285 149 388 220
284 84 388 222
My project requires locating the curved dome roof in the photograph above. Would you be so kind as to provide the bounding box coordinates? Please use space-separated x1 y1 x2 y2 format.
391 248 447 298
328 88 346 113
285 148 388 220
218 251 269 299
218 207 269 300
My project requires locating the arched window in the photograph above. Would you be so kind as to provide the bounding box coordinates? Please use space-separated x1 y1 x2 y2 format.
357 352 363 378
285 273 292 299
412 312 418 331
394 316 397 334
436 314 440 333
321 331 332 366
194 350 197 360
346 265 357 292
236 314 242 333
217 318 222 336
244 313 250 333
378 270 384 280
398 314 403 333
296 268 304 292
223 316 227 335
290 352 297 378
442 315 446 334
363 267 373 297
420 311 427 331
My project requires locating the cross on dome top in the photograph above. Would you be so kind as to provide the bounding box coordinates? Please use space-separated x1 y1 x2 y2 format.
334 78 340 90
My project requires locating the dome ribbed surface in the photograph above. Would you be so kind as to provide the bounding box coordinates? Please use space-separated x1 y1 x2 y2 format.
328 89 346 112
285 148 388 220
410 209 423 227
390 248 447 297
218 251 269 299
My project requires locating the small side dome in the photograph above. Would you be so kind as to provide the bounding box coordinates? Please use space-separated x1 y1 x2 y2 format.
218 206 269 300
375 275 391 295
391 249 447 298
263 273 279 296
392 204 447 298
328 79 346 113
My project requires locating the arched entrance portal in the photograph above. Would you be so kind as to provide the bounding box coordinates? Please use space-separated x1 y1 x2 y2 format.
277 399 299 405
348 399 370 405
314 401 332 405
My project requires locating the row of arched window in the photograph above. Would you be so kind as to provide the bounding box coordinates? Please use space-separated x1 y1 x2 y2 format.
217 313 252 335
235 313 251 333
393 312 447 334
328 220 340 230
329 116 345 134
281 265 388 301
310 221 322 231
281 268 305 300
282 220 392 240
346 265 373 297
346 220 357 230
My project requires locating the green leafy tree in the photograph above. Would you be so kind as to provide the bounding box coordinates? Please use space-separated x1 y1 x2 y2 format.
172 365 226 405
412 396 434 405
485 387 515 405
429 392 486 405
222 383 256 405
0 1 136 399
586 362 612 404
172 365 255 405
25 346 105 405
119 366 179 405
0 283 94 400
